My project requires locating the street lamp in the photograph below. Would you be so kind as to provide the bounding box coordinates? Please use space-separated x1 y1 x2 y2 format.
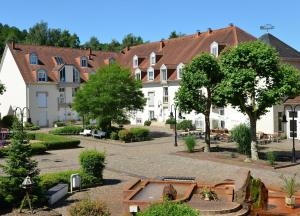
282 104 300 163
14 107 31 132
170 104 182 147
19 176 34 213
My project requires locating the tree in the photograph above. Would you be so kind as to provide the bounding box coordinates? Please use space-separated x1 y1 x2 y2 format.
168 31 186 39
25 21 48 45
218 41 300 160
121 33 144 49
73 64 146 130
175 53 223 152
84 36 102 50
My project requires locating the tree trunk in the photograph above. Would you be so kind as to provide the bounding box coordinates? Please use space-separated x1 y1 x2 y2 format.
204 113 211 152
249 116 259 160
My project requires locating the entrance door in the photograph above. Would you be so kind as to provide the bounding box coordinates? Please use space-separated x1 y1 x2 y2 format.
38 110 48 127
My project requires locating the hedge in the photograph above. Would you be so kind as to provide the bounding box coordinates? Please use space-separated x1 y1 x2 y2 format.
35 133 80 150
80 150 105 179
118 127 150 142
31 142 47 155
165 118 176 125
49 126 83 135
177 120 193 131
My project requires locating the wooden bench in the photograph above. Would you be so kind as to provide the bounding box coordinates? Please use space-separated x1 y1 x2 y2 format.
47 183 68 205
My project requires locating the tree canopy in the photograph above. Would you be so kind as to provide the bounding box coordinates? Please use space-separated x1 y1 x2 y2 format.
72 64 146 130
218 41 300 160
168 31 186 39
175 53 223 152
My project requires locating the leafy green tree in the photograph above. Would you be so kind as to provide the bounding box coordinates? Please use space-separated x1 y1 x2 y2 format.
218 41 300 160
83 36 102 50
175 53 223 152
73 64 146 130
25 21 48 45
121 33 144 49
168 31 186 39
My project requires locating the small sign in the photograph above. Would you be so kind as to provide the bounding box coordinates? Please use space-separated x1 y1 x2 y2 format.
129 205 138 213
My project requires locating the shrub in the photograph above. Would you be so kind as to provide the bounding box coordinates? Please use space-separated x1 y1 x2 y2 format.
24 122 40 131
53 120 66 127
165 118 176 125
80 150 105 179
137 201 199 216
280 174 300 198
130 127 150 141
144 120 152 126
231 124 251 156
177 120 193 131
27 133 36 140
85 125 99 130
35 133 80 150
110 131 119 140
68 198 110 216
49 126 83 135
184 135 196 152
0 148 8 158
266 151 276 165
30 143 47 155
0 115 17 128
118 129 132 142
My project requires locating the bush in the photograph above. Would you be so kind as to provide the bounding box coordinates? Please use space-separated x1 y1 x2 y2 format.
137 201 199 216
144 120 152 126
0 148 8 158
68 198 110 216
184 135 196 152
80 150 105 179
110 131 119 140
35 133 80 150
49 126 83 135
165 118 176 125
130 127 150 141
30 143 47 155
177 120 193 131
118 129 132 142
24 122 40 131
231 124 251 156
53 120 66 127
266 151 276 165
0 115 16 128
27 133 36 140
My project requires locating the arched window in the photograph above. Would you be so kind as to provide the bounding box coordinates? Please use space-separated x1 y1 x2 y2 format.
37 69 47 82
150 52 156 65
80 56 88 67
135 68 141 80
160 64 168 81
73 67 80 83
133 55 138 68
177 63 185 79
30 53 38 65
147 67 154 81
210 41 219 57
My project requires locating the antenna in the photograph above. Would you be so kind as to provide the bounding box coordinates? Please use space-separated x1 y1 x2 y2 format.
260 24 275 33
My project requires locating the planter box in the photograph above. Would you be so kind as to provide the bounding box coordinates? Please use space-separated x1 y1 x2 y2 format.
47 183 68 205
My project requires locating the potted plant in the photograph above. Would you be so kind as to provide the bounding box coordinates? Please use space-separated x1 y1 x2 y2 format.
280 174 300 208
201 187 218 201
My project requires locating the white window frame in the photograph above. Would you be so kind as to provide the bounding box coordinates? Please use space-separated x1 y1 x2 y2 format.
147 67 154 81
177 63 184 79
160 64 168 81
150 52 156 65
30 53 38 65
59 67 66 82
210 41 219 57
163 87 168 103
37 69 47 82
133 55 139 68
73 67 80 83
135 68 141 80
148 92 155 107
80 56 88 67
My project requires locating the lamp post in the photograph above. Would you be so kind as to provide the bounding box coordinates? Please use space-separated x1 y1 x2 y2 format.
170 104 182 147
19 176 34 213
282 104 300 163
14 107 31 132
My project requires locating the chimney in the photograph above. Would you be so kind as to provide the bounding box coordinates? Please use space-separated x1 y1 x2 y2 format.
11 41 15 50
160 40 165 50
208 28 212 34
229 23 234 27
89 48 92 56
126 46 130 52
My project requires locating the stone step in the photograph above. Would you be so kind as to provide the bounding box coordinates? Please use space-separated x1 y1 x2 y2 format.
213 207 249 216
188 201 243 215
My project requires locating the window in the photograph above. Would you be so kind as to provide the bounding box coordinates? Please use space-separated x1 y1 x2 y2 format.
160 65 168 81
136 118 142 124
147 67 154 81
177 63 184 79
54 56 64 65
59 88 65 104
59 67 66 82
133 55 138 68
150 52 156 65
148 92 155 107
163 87 168 103
72 87 79 97
149 111 155 120
37 93 47 108
289 111 298 118
135 69 141 80
278 112 283 132
221 120 225 129
37 69 47 82
73 68 80 83
219 107 225 115
30 53 38 65
80 56 88 67
210 42 219 57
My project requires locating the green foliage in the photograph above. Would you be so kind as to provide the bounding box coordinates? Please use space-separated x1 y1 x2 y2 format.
280 174 300 198
79 150 106 179
266 151 276 165
24 122 40 131
177 120 193 131
137 201 199 216
34 133 80 150
144 120 152 126
169 31 186 39
165 118 176 125
49 125 83 135
110 131 119 140
250 178 263 209
68 198 110 216
73 64 146 131
184 135 196 152
30 143 47 155
0 115 17 128
121 33 144 49
118 129 132 142
231 124 251 156
53 120 66 127
130 127 150 141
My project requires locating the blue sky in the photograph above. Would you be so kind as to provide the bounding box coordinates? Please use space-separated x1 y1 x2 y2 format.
1 0 299 50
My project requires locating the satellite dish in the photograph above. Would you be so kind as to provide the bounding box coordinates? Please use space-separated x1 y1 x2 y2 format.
260 24 275 33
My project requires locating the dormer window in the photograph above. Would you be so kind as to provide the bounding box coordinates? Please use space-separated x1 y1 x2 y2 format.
37 69 47 82
147 67 154 81
150 52 156 65
73 67 80 83
210 41 219 57
59 67 66 82
135 68 141 80
30 53 38 65
177 63 185 79
160 64 168 81
133 55 139 68
80 56 88 67
54 56 64 65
